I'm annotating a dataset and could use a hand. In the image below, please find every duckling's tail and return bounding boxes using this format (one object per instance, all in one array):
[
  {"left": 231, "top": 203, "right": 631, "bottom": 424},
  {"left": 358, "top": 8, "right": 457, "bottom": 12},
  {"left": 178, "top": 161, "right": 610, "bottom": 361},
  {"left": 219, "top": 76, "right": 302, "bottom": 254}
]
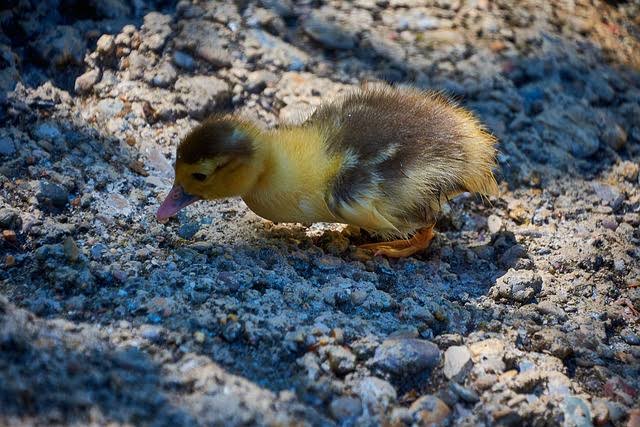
[{"left": 458, "top": 114, "right": 499, "bottom": 198}]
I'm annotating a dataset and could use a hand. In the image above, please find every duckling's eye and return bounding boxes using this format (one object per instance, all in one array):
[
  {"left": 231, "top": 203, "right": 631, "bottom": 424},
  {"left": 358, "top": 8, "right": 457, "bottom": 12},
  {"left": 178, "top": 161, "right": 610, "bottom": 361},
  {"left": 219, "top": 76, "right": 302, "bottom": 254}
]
[{"left": 191, "top": 173, "right": 207, "bottom": 182}]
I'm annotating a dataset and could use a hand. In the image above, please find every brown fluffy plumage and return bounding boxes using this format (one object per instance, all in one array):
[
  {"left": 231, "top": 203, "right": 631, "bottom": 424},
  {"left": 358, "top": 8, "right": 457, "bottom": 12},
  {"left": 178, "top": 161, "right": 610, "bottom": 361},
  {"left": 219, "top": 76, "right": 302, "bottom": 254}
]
[
  {"left": 157, "top": 83, "right": 498, "bottom": 257},
  {"left": 308, "top": 84, "right": 498, "bottom": 236}
]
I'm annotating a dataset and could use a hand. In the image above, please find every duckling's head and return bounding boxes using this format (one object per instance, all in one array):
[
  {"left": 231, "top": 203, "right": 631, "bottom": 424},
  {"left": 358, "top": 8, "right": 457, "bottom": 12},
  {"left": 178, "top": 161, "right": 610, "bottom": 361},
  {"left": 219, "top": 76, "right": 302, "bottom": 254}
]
[{"left": 157, "top": 115, "right": 264, "bottom": 220}]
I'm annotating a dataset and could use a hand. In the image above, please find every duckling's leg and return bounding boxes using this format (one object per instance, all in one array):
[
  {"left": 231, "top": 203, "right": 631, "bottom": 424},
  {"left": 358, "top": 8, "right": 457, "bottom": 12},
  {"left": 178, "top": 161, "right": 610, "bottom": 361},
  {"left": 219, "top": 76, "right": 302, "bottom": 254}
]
[{"left": 359, "top": 226, "right": 435, "bottom": 258}]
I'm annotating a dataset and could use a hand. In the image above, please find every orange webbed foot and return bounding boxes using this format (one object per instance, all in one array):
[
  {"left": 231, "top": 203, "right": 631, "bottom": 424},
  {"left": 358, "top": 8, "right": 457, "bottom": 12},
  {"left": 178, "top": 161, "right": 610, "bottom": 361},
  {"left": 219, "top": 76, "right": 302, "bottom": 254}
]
[{"left": 358, "top": 226, "right": 435, "bottom": 258}]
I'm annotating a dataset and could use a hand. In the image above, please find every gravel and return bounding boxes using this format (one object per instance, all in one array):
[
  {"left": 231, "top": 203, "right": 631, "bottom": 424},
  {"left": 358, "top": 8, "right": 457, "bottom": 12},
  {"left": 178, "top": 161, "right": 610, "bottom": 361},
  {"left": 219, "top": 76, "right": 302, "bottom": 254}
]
[{"left": 1, "top": 0, "right": 639, "bottom": 425}]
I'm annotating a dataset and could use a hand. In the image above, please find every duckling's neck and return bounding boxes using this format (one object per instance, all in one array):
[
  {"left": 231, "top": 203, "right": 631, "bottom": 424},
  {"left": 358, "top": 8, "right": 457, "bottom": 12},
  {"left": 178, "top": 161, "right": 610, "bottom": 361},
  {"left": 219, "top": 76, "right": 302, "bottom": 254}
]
[{"left": 242, "top": 125, "right": 341, "bottom": 223}]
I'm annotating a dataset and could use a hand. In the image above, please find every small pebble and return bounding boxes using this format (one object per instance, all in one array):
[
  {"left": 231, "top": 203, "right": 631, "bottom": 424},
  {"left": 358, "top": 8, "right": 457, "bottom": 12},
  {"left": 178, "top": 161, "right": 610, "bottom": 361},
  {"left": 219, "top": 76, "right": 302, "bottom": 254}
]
[
  {"left": 63, "top": 236, "right": 79, "bottom": 263},
  {"left": 449, "top": 382, "right": 480, "bottom": 403},
  {"left": 194, "top": 331, "right": 206, "bottom": 343},
  {"left": 2, "top": 229, "right": 16, "bottom": 242},
  {"left": 173, "top": 51, "right": 196, "bottom": 69}
]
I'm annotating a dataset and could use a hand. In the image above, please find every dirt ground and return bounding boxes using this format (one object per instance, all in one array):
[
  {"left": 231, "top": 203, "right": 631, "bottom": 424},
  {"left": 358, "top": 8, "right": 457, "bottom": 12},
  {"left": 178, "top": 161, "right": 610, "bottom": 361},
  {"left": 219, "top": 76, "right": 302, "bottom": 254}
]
[{"left": 1, "top": 0, "right": 639, "bottom": 426}]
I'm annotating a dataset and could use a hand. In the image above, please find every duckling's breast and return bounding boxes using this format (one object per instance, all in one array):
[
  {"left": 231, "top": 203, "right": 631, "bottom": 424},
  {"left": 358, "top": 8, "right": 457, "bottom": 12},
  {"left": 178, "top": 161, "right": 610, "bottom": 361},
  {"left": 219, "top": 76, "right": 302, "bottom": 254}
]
[{"left": 242, "top": 126, "right": 342, "bottom": 224}]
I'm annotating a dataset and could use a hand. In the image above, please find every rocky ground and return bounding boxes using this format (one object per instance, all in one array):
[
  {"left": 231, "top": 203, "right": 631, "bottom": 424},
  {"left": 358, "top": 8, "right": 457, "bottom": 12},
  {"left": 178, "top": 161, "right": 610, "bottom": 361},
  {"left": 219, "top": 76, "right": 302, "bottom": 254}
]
[{"left": 1, "top": 0, "right": 640, "bottom": 426}]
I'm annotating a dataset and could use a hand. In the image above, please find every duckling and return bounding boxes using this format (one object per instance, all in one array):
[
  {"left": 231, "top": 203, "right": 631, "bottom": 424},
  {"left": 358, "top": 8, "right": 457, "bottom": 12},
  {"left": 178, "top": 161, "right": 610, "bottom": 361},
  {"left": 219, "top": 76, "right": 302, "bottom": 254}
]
[{"left": 157, "top": 83, "right": 498, "bottom": 257}]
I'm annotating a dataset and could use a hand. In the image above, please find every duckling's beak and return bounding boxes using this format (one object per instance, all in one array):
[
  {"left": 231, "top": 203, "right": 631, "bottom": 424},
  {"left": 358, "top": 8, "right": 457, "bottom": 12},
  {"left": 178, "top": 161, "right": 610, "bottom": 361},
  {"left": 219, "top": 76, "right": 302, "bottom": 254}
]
[{"left": 156, "top": 184, "right": 200, "bottom": 221}]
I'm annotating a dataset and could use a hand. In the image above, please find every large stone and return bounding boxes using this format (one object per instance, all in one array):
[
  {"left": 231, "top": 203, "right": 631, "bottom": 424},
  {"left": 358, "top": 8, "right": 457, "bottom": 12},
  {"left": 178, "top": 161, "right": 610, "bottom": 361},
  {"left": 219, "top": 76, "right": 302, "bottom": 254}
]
[
  {"left": 372, "top": 338, "right": 440, "bottom": 376},
  {"left": 140, "top": 12, "right": 172, "bottom": 52},
  {"left": 247, "top": 29, "right": 309, "bottom": 71},
  {"left": 535, "top": 106, "right": 601, "bottom": 159},
  {"left": 303, "top": 11, "right": 357, "bottom": 50},
  {"left": 36, "top": 182, "right": 69, "bottom": 208},
  {"left": 174, "top": 76, "right": 230, "bottom": 119},
  {"left": 531, "top": 328, "right": 573, "bottom": 359},
  {"left": 174, "top": 20, "right": 232, "bottom": 68},
  {"left": 75, "top": 69, "right": 100, "bottom": 94},
  {"left": 490, "top": 269, "right": 543, "bottom": 303},
  {"left": 443, "top": 345, "right": 473, "bottom": 382}
]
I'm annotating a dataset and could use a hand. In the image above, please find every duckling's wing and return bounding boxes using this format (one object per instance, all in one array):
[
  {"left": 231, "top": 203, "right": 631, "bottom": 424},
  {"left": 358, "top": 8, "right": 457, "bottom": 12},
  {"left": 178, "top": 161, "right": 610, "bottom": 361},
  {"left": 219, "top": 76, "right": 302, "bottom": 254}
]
[{"left": 315, "top": 84, "right": 498, "bottom": 235}]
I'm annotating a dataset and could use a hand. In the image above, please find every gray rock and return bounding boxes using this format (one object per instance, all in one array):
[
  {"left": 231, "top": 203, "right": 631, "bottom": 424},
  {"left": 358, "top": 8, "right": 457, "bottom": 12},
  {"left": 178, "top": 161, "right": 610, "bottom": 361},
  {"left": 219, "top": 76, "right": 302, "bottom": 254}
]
[
  {"left": 351, "top": 335, "right": 379, "bottom": 360},
  {"left": 196, "top": 45, "right": 233, "bottom": 68},
  {"left": 246, "top": 70, "right": 278, "bottom": 94},
  {"left": 354, "top": 376, "right": 396, "bottom": 412},
  {"left": 487, "top": 214, "right": 503, "bottom": 234},
  {"left": 248, "top": 29, "right": 308, "bottom": 71},
  {"left": 75, "top": 69, "right": 100, "bottom": 93},
  {"left": 329, "top": 396, "right": 362, "bottom": 421},
  {"left": 149, "top": 61, "right": 177, "bottom": 87},
  {"left": 175, "top": 76, "right": 230, "bottom": 119},
  {"left": 449, "top": 382, "right": 480, "bottom": 403},
  {"left": 535, "top": 106, "right": 601, "bottom": 159},
  {"left": 620, "top": 329, "right": 640, "bottom": 346},
  {"left": 97, "top": 98, "right": 124, "bottom": 119},
  {"left": 490, "top": 269, "right": 543, "bottom": 303},
  {"left": 140, "top": 325, "right": 162, "bottom": 342},
  {"left": 175, "top": 21, "right": 232, "bottom": 68},
  {"left": 325, "top": 345, "right": 356, "bottom": 375},
  {"left": 96, "top": 34, "right": 115, "bottom": 55},
  {"left": 592, "top": 182, "right": 622, "bottom": 207},
  {"left": 364, "top": 29, "right": 406, "bottom": 63},
  {"left": 0, "top": 208, "right": 22, "bottom": 231},
  {"left": 600, "top": 124, "right": 627, "bottom": 151},
  {"left": 141, "top": 12, "right": 172, "bottom": 52},
  {"left": 303, "top": 11, "right": 357, "bottom": 50},
  {"left": 561, "top": 396, "right": 592, "bottom": 427},
  {"left": 0, "top": 51, "right": 22, "bottom": 95},
  {"left": 173, "top": 51, "right": 196, "bottom": 70},
  {"left": 127, "top": 51, "right": 154, "bottom": 80},
  {"left": 261, "top": 0, "right": 295, "bottom": 18},
  {"left": 0, "top": 136, "right": 16, "bottom": 156},
  {"left": 63, "top": 236, "right": 79, "bottom": 263},
  {"left": 178, "top": 222, "right": 200, "bottom": 240},
  {"left": 443, "top": 345, "right": 472, "bottom": 382},
  {"left": 531, "top": 328, "right": 573, "bottom": 359},
  {"left": 35, "top": 243, "right": 65, "bottom": 262},
  {"left": 34, "top": 122, "right": 61, "bottom": 140},
  {"left": 37, "top": 182, "right": 69, "bottom": 208},
  {"left": 372, "top": 338, "right": 440, "bottom": 376}
]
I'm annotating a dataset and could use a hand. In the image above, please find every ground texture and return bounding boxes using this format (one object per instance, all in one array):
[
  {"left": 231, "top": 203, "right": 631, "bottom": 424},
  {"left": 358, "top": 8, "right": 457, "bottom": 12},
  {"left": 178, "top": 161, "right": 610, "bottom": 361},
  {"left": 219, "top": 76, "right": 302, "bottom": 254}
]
[{"left": 1, "top": 0, "right": 640, "bottom": 426}]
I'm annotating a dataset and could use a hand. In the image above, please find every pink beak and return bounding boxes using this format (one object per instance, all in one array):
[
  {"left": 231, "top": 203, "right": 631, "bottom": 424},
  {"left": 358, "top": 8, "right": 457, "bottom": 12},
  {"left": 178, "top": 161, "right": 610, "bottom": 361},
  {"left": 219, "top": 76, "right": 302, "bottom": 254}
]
[{"left": 156, "top": 184, "right": 200, "bottom": 221}]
